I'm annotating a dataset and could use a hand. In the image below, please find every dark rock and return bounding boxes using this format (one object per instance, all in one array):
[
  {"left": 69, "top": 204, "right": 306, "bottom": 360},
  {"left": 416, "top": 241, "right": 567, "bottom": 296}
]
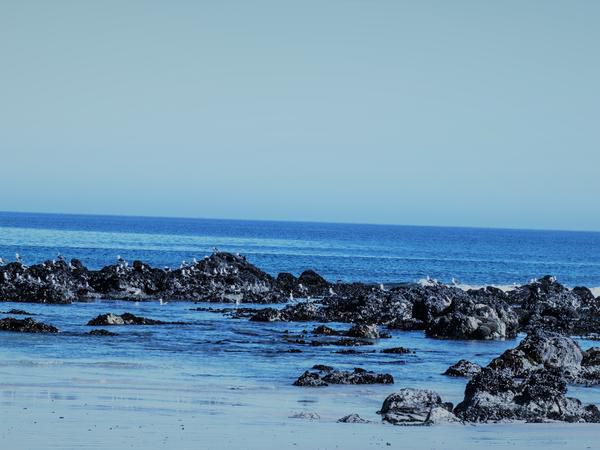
[
  {"left": 381, "top": 347, "right": 413, "bottom": 354},
  {"left": 379, "top": 388, "right": 458, "bottom": 425},
  {"left": 509, "top": 276, "right": 600, "bottom": 335},
  {"left": 297, "top": 270, "right": 329, "bottom": 296},
  {"left": 346, "top": 323, "right": 389, "bottom": 339},
  {"left": 582, "top": 347, "right": 600, "bottom": 366},
  {"left": 1, "top": 309, "right": 35, "bottom": 315},
  {"left": 425, "top": 293, "right": 518, "bottom": 340},
  {"left": 88, "top": 329, "right": 117, "bottom": 336},
  {"left": 454, "top": 368, "right": 600, "bottom": 423},
  {"left": 249, "top": 308, "right": 285, "bottom": 322},
  {"left": 294, "top": 371, "right": 329, "bottom": 387},
  {"left": 443, "top": 359, "right": 482, "bottom": 377},
  {"left": 311, "top": 325, "right": 341, "bottom": 336},
  {"left": 322, "top": 368, "right": 393, "bottom": 385},
  {"left": 0, "top": 317, "right": 58, "bottom": 333},
  {"left": 578, "top": 347, "right": 600, "bottom": 385},
  {"left": 294, "top": 366, "right": 393, "bottom": 386},
  {"left": 87, "top": 313, "right": 171, "bottom": 326},
  {"left": 488, "top": 330, "right": 582, "bottom": 379},
  {"left": 0, "top": 252, "right": 289, "bottom": 304},
  {"left": 331, "top": 338, "right": 374, "bottom": 347},
  {"left": 312, "top": 364, "right": 334, "bottom": 372},
  {"left": 276, "top": 272, "right": 297, "bottom": 292},
  {"left": 337, "top": 414, "right": 370, "bottom": 423}
]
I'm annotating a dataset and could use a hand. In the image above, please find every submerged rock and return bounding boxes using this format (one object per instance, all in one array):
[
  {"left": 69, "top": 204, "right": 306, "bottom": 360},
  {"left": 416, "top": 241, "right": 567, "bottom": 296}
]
[
  {"left": 87, "top": 313, "right": 172, "bottom": 326},
  {"left": 88, "top": 329, "right": 118, "bottom": 336},
  {"left": 337, "top": 413, "right": 370, "bottom": 423},
  {"left": 289, "top": 411, "right": 320, "bottom": 420},
  {"left": 0, "top": 317, "right": 58, "bottom": 333},
  {"left": 294, "top": 366, "right": 393, "bottom": 387},
  {"left": 379, "top": 388, "right": 458, "bottom": 425},
  {"left": 1, "top": 309, "right": 35, "bottom": 315},
  {"left": 444, "top": 359, "right": 482, "bottom": 378},
  {"left": 311, "top": 325, "right": 340, "bottom": 335},
  {"left": 381, "top": 347, "right": 413, "bottom": 354}
]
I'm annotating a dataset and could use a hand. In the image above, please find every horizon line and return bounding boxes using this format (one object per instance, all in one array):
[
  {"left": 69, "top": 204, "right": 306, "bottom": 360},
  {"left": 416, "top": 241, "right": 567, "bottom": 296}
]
[{"left": 1, "top": 209, "right": 599, "bottom": 235}]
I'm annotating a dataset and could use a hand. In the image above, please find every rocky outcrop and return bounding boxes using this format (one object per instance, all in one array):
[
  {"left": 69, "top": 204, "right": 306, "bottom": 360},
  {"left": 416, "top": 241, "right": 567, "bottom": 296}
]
[
  {"left": 0, "top": 317, "right": 58, "bottom": 333},
  {"left": 379, "top": 388, "right": 459, "bottom": 425},
  {"left": 454, "top": 368, "right": 600, "bottom": 423},
  {"left": 0, "top": 253, "right": 289, "bottom": 304},
  {"left": 3, "top": 254, "right": 600, "bottom": 343},
  {"left": 488, "top": 330, "right": 583, "bottom": 379},
  {"left": 425, "top": 289, "right": 519, "bottom": 340},
  {"left": 444, "top": 359, "right": 482, "bottom": 377},
  {"left": 294, "top": 365, "right": 393, "bottom": 387},
  {"left": 508, "top": 276, "right": 600, "bottom": 335},
  {"left": 247, "top": 280, "right": 546, "bottom": 341}
]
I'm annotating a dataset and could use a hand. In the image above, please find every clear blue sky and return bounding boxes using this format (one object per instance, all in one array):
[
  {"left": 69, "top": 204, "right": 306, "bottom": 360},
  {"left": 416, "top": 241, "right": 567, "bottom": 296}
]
[{"left": 1, "top": 1, "right": 598, "bottom": 230}]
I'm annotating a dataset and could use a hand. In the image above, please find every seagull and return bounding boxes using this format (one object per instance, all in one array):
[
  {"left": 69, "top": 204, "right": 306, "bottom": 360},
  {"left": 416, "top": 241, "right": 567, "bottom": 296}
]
[
  {"left": 379, "top": 283, "right": 385, "bottom": 291},
  {"left": 0, "top": 257, "right": 5, "bottom": 265},
  {"left": 15, "top": 253, "right": 22, "bottom": 263},
  {"left": 159, "top": 298, "right": 168, "bottom": 305}
]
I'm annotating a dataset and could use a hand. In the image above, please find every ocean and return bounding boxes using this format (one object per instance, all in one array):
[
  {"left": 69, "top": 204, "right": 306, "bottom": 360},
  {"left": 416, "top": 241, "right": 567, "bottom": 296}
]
[
  {"left": 1, "top": 211, "right": 599, "bottom": 287},
  {"left": 1, "top": 211, "right": 599, "bottom": 449}
]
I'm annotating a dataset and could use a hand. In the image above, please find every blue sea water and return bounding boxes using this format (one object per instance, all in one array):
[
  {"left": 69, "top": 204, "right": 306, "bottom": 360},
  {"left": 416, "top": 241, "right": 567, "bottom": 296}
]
[
  {"left": 1, "top": 211, "right": 600, "bottom": 449},
  {"left": 1, "top": 211, "right": 599, "bottom": 287}
]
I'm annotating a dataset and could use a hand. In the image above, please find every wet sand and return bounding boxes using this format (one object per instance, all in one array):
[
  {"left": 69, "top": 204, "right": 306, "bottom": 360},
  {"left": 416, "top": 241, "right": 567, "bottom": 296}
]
[
  {"left": 1, "top": 355, "right": 597, "bottom": 450},
  {"left": 0, "top": 300, "right": 598, "bottom": 449}
]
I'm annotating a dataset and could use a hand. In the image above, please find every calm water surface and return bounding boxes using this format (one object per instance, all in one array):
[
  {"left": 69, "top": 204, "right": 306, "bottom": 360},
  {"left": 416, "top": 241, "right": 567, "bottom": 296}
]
[{"left": 1, "top": 212, "right": 599, "bottom": 449}]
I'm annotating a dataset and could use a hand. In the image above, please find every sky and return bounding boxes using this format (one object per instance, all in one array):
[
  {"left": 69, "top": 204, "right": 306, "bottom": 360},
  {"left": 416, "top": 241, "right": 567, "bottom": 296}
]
[{"left": 0, "top": 0, "right": 599, "bottom": 231}]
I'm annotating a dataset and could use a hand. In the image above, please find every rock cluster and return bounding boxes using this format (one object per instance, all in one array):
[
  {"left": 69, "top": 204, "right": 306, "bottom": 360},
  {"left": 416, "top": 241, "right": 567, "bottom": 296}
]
[
  {"left": 249, "top": 276, "right": 600, "bottom": 342},
  {"left": 294, "top": 365, "right": 394, "bottom": 387},
  {"left": 3, "top": 254, "right": 599, "bottom": 343},
  {"left": 0, "top": 253, "right": 288, "bottom": 304},
  {"left": 454, "top": 368, "right": 600, "bottom": 423},
  {"left": 396, "top": 330, "right": 600, "bottom": 425},
  {"left": 379, "top": 388, "right": 459, "bottom": 425},
  {"left": 0, "top": 317, "right": 58, "bottom": 333}
]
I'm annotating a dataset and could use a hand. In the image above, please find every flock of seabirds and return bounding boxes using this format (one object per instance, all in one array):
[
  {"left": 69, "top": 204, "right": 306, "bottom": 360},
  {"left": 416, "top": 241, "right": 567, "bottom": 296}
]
[{"left": 1, "top": 251, "right": 600, "bottom": 425}]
